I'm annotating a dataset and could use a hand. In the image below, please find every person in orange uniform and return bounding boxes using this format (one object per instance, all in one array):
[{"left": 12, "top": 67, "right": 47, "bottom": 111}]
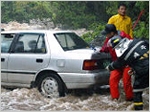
[
  {"left": 108, "top": 3, "right": 133, "bottom": 38},
  {"left": 100, "top": 24, "right": 133, "bottom": 101}
]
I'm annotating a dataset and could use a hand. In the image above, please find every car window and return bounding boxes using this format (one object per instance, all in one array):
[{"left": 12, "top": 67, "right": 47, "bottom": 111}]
[
  {"left": 54, "top": 33, "right": 89, "bottom": 51},
  {"left": 1, "top": 33, "right": 15, "bottom": 53},
  {"left": 13, "top": 33, "right": 46, "bottom": 53}
]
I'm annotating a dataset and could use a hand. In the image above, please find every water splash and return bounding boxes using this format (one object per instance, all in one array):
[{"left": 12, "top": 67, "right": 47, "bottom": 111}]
[{"left": 1, "top": 87, "right": 149, "bottom": 111}]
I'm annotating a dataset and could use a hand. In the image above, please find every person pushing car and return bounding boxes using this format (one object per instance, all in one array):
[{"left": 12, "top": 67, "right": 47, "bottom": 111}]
[
  {"left": 100, "top": 24, "right": 133, "bottom": 101},
  {"left": 106, "top": 35, "right": 149, "bottom": 110}
]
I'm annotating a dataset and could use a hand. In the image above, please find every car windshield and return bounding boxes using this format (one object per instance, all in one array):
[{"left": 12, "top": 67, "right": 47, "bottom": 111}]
[{"left": 54, "top": 33, "right": 89, "bottom": 51}]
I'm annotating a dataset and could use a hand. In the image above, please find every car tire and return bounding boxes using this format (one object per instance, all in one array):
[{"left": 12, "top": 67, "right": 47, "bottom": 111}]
[{"left": 37, "top": 72, "right": 65, "bottom": 98}]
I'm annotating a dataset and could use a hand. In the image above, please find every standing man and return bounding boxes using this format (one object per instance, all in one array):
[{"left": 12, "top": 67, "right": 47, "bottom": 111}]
[
  {"left": 100, "top": 24, "right": 133, "bottom": 101},
  {"left": 108, "top": 3, "right": 133, "bottom": 38}
]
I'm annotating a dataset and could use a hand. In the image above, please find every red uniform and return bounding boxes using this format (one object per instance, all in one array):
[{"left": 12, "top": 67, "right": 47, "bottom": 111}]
[{"left": 100, "top": 30, "right": 133, "bottom": 100}]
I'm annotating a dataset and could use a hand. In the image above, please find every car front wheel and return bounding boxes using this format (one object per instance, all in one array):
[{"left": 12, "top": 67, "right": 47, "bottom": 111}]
[{"left": 37, "top": 73, "right": 65, "bottom": 98}]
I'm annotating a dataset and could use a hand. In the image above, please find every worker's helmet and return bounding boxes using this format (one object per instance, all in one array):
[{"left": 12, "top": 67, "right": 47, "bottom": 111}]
[
  {"left": 109, "top": 35, "right": 132, "bottom": 57},
  {"left": 109, "top": 35, "right": 123, "bottom": 48}
]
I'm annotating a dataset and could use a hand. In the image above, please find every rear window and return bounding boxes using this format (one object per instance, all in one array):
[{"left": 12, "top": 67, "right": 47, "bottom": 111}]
[{"left": 54, "top": 33, "right": 89, "bottom": 51}]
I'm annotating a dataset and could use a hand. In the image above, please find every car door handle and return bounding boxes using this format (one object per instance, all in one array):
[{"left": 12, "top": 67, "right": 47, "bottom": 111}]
[
  {"left": 1, "top": 58, "right": 5, "bottom": 62},
  {"left": 36, "top": 59, "right": 43, "bottom": 63}
]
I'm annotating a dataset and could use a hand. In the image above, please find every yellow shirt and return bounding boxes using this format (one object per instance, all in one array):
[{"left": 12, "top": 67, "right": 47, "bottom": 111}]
[{"left": 108, "top": 14, "right": 133, "bottom": 38}]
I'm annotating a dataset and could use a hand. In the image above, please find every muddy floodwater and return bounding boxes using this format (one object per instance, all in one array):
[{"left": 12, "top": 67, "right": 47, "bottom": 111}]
[{"left": 1, "top": 86, "right": 149, "bottom": 111}]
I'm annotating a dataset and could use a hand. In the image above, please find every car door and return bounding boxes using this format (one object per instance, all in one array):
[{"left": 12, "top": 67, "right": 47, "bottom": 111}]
[
  {"left": 7, "top": 33, "right": 50, "bottom": 84},
  {"left": 1, "top": 33, "right": 15, "bottom": 82}
]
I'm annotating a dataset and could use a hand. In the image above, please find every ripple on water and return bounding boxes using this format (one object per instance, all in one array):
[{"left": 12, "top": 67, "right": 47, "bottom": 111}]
[{"left": 1, "top": 87, "right": 149, "bottom": 111}]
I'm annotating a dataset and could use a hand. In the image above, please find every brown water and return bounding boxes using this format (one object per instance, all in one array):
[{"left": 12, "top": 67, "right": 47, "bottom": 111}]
[{"left": 1, "top": 86, "right": 149, "bottom": 111}]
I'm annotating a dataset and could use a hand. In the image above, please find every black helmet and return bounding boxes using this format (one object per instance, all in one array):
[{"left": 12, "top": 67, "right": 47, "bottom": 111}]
[
  {"left": 109, "top": 35, "right": 123, "bottom": 48},
  {"left": 101, "top": 24, "right": 117, "bottom": 35}
]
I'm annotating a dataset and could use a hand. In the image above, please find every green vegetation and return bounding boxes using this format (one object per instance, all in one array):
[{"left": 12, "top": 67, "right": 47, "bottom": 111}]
[{"left": 1, "top": 1, "right": 149, "bottom": 42}]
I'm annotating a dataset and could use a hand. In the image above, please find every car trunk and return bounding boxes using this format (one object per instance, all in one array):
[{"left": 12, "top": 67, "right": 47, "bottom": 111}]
[{"left": 91, "top": 52, "right": 112, "bottom": 69}]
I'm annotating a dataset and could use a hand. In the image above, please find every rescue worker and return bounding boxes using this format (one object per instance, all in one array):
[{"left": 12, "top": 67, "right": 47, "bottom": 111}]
[
  {"left": 100, "top": 24, "right": 133, "bottom": 101},
  {"left": 108, "top": 3, "right": 133, "bottom": 38},
  {"left": 106, "top": 35, "right": 149, "bottom": 110}
]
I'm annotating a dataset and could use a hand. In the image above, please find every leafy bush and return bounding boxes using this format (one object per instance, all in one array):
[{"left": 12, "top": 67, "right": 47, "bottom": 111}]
[
  {"left": 133, "top": 21, "right": 149, "bottom": 39},
  {"left": 82, "top": 21, "right": 149, "bottom": 45},
  {"left": 81, "top": 23, "right": 105, "bottom": 43}
]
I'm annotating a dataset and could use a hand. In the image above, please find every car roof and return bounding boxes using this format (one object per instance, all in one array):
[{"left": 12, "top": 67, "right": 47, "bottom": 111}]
[{"left": 1, "top": 30, "right": 74, "bottom": 34}]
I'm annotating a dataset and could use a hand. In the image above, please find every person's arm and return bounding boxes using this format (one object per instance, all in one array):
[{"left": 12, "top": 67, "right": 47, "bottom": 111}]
[
  {"left": 100, "top": 37, "right": 109, "bottom": 53},
  {"left": 120, "top": 31, "right": 133, "bottom": 40},
  {"left": 106, "top": 58, "right": 126, "bottom": 71},
  {"left": 108, "top": 16, "right": 114, "bottom": 24}
]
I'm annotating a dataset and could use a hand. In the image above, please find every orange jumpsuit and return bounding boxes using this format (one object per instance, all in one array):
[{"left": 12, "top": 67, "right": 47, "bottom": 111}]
[{"left": 100, "top": 31, "right": 133, "bottom": 100}]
